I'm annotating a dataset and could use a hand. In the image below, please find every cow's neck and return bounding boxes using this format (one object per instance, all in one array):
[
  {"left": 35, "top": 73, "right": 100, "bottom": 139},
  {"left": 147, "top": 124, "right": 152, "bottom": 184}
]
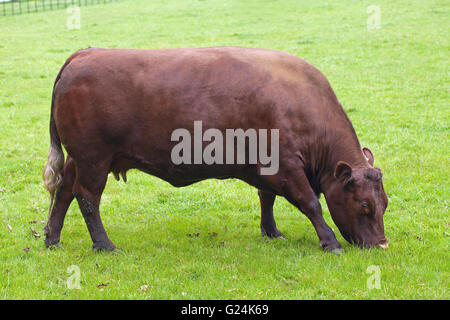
[{"left": 306, "top": 126, "right": 368, "bottom": 196}]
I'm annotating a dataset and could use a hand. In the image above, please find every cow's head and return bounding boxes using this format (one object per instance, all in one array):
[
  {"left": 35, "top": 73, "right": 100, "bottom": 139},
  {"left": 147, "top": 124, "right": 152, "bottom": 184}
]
[{"left": 325, "top": 148, "right": 389, "bottom": 249}]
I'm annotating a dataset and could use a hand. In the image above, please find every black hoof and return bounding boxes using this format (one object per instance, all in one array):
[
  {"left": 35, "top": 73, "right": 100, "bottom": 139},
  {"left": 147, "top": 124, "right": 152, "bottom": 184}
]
[
  {"left": 93, "top": 241, "right": 117, "bottom": 252},
  {"left": 321, "top": 242, "right": 343, "bottom": 255},
  {"left": 45, "top": 237, "right": 61, "bottom": 249},
  {"left": 261, "top": 227, "right": 285, "bottom": 239},
  {"left": 330, "top": 248, "right": 343, "bottom": 255}
]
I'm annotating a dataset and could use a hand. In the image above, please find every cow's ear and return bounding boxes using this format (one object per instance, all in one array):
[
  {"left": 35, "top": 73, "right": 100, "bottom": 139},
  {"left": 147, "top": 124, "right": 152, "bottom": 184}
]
[
  {"left": 334, "top": 161, "right": 353, "bottom": 185},
  {"left": 362, "top": 147, "right": 374, "bottom": 166}
]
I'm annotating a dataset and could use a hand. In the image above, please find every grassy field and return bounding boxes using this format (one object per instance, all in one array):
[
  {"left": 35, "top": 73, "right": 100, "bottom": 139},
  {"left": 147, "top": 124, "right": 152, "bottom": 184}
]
[{"left": 0, "top": 0, "right": 448, "bottom": 300}]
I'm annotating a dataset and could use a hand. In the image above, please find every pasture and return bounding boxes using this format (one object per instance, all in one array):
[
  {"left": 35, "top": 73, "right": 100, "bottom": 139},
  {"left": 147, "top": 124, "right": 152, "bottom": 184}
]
[{"left": 0, "top": 0, "right": 448, "bottom": 299}]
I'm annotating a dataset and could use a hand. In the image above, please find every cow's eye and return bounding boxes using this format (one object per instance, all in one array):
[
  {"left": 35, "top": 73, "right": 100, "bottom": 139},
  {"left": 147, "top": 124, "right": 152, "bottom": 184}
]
[{"left": 361, "top": 202, "right": 370, "bottom": 214}]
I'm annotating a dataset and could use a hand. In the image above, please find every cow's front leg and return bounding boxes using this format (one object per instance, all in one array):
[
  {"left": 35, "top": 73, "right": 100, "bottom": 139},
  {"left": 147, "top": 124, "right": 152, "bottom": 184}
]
[
  {"left": 258, "top": 189, "right": 284, "bottom": 238},
  {"left": 301, "top": 199, "right": 342, "bottom": 253},
  {"left": 281, "top": 168, "right": 341, "bottom": 253}
]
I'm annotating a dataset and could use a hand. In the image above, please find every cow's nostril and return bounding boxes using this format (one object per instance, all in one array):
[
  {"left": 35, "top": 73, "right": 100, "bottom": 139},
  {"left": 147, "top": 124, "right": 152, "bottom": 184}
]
[{"left": 378, "top": 240, "right": 389, "bottom": 250}]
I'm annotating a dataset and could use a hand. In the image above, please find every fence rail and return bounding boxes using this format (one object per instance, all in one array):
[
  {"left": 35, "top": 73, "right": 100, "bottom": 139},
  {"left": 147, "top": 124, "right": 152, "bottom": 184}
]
[{"left": 1, "top": 0, "right": 121, "bottom": 16}]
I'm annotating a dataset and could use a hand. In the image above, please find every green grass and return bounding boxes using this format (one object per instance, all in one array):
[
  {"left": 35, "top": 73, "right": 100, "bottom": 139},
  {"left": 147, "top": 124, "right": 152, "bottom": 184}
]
[{"left": 0, "top": 0, "right": 448, "bottom": 299}]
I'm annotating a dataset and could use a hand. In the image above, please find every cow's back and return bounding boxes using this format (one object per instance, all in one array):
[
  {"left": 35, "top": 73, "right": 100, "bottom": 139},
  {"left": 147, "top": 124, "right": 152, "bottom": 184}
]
[{"left": 52, "top": 47, "right": 347, "bottom": 185}]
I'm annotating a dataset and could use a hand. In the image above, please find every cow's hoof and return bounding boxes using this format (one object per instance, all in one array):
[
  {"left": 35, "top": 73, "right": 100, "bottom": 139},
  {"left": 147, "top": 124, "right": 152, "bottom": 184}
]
[
  {"left": 322, "top": 245, "right": 343, "bottom": 255},
  {"left": 45, "top": 237, "right": 61, "bottom": 249},
  {"left": 261, "top": 227, "right": 285, "bottom": 239},
  {"left": 330, "top": 248, "right": 343, "bottom": 255},
  {"left": 321, "top": 241, "right": 342, "bottom": 254},
  {"left": 92, "top": 241, "right": 117, "bottom": 252}
]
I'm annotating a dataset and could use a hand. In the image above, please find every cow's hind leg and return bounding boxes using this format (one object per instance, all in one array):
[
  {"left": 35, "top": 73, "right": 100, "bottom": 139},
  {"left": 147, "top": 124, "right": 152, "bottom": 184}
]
[
  {"left": 44, "top": 157, "right": 76, "bottom": 248},
  {"left": 73, "top": 160, "right": 115, "bottom": 251},
  {"left": 258, "top": 189, "right": 284, "bottom": 238}
]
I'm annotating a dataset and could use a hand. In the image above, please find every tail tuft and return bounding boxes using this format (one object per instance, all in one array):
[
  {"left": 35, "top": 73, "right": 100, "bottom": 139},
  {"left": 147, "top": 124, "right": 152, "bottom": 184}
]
[{"left": 43, "top": 144, "right": 64, "bottom": 217}]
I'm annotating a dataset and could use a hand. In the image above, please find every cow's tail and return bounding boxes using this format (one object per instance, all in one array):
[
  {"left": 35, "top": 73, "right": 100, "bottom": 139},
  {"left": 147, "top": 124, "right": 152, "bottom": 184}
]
[
  {"left": 42, "top": 52, "right": 76, "bottom": 217},
  {"left": 42, "top": 88, "right": 65, "bottom": 217}
]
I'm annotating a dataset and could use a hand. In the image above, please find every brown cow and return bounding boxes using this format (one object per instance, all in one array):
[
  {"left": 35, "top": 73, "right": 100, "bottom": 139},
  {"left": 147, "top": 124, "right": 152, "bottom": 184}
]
[{"left": 43, "top": 47, "right": 389, "bottom": 253}]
